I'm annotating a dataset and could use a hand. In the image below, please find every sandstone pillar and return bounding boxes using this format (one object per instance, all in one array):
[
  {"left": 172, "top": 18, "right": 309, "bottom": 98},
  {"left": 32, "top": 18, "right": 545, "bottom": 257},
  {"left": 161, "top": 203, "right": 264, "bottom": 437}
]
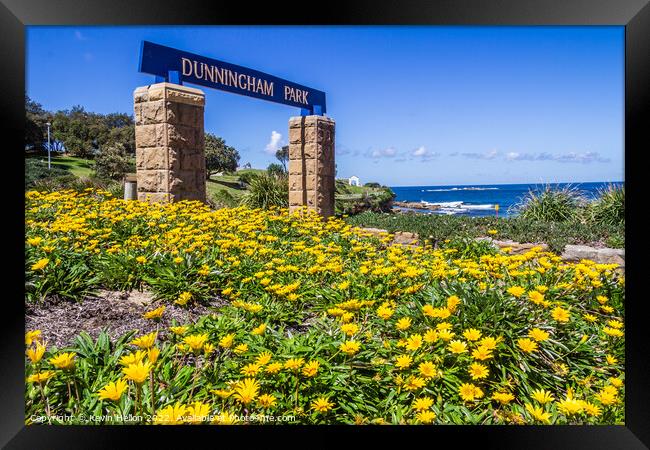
[
  {"left": 133, "top": 82, "right": 206, "bottom": 203},
  {"left": 288, "top": 115, "right": 335, "bottom": 217}
]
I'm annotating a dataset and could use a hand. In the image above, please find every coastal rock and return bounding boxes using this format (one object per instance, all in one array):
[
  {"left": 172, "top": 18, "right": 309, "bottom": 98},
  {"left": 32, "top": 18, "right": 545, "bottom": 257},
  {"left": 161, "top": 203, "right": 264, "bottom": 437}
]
[
  {"left": 359, "top": 227, "right": 390, "bottom": 239},
  {"left": 393, "top": 231, "right": 419, "bottom": 246},
  {"left": 393, "top": 201, "right": 440, "bottom": 211},
  {"left": 561, "top": 245, "right": 625, "bottom": 266},
  {"left": 358, "top": 227, "right": 419, "bottom": 246},
  {"left": 476, "top": 237, "right": 549, "bottom": 255}
]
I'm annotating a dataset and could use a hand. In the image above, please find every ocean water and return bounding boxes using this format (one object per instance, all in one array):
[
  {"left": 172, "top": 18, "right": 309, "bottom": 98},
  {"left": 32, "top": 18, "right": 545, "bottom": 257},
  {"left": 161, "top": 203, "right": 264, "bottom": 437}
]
[{"left": 389, "top": 182, "right": 624, "bottom": 217}]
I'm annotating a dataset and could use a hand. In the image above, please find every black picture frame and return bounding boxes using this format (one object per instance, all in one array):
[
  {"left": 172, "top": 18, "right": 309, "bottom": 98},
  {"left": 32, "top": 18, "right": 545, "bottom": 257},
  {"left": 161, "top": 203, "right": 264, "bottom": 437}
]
[{"left": 2, "top": 0, "right": 648, "bottom": 448}]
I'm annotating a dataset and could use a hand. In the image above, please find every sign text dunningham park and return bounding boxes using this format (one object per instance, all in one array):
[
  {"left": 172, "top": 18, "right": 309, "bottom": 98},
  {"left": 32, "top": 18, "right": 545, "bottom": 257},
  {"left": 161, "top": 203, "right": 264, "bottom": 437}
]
[{"left": 139, "top": 41, "right": 327, "bottom": 114}]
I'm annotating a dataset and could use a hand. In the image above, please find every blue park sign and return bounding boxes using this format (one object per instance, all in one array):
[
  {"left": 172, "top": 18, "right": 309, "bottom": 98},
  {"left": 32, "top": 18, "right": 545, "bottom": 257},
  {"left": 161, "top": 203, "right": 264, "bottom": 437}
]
[{"left": 139, "top": 41, "right": 327, "bottom": 115}]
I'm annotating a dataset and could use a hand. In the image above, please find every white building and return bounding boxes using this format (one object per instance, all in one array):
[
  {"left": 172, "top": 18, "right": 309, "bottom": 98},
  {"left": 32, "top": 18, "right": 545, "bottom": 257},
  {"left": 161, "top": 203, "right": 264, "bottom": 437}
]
[{"left": 348, "top": 175, "right": 361, "bottom": 187}]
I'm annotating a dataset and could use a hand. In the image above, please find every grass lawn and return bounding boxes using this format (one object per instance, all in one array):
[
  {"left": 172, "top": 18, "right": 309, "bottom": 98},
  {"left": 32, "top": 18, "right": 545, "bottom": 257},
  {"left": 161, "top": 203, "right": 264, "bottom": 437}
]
[
  {"left": 206, "top": 178, "right": 246, "bottom": 202},
  {"left": 49, "top": 155, "right": 95, "bottom": 178},
  {"left": 206, "top": 169, "right": 267, "bottom": 203}
]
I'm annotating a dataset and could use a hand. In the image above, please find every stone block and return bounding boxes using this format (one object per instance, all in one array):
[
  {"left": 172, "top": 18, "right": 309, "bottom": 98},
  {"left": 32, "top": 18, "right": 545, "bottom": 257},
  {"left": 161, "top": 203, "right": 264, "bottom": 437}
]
[
  {"left": 304, "top": 126, "right": 318, "bottom": 143},
  {"left": 178, "top": 190, "right": 205, "bottom": 202},
  {"left": 289, "top": 190, "right": 305, "bottom": 206},
  {"left": 317, "top": 160, "right": 335, "bottom": 176},
  {"left": 133, "top": 104, "right": 144, "bottom": 125},
  {"left": 289, "top": 174, "right": 304, "bottom": 191},
  {"left": 137, "top": 170, "right": 169, "bottom": 193},
  {"left": 140, "top": 100, "right": 167, "bottom": 125},
  {"left": 136, "top": 147, "right": 179, "bottom": 171},
  {"left": 305, "top": 174, "right": 317, "bottom": 191},
  {"left": 165, "top": 88, "right": 205, "bottom": 106},
  {"left": 134, "top": 86, "right": 149, "bottom": 103},
  {"left": 147, "top": 83, "right": 205, "bottom": 106},
  {"left": 180, "top": 152, "right": 203, "bottom": 171},
  {"left": 318, "top": 124, "right": 335, "bottom": 146},
  {"left": 167, "top": 124, "right": 198, "bottom": 150},
  {"left": 289, "top": 116, "right": 304, "bottom": 129},
  {"left": 303, "top": 142, "right": 319, "bottom": 159},
  {"left": 138, "top": 192, "right": 171, "bottom": 203},
  {"left": 289, "top": 127, "right": 303, "bottom": 144},
  {"left": 135, "top": 123, "right": 166, "bottom": 148},
  {"left": 170, "top": 170, "right": 197, "bottom": 192},
  {"left": 305, "top": 190, "right": 318, "bottom": 208},
  {"left": 304, "top": 159, "right": 317, "bottom": 178},
  {"left": 289, "top": 143, "right": 304, "bottom": 160},
  {"left": 302, "top": 116, "right": 319, "bottom": 127},
  {"left": 167, "top": 102, "right": 202, "bottom": 127},
  {"left": 288, "top": 159, "right": 304, "bottom": 176},
  {"left": 319, "top": 175, "right": 335, "bottom": 192}
]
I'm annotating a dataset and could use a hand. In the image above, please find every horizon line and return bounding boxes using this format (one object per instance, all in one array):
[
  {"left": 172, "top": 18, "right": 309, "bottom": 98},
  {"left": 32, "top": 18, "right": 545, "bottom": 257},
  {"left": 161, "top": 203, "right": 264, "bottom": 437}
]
[{"left": 387, "top": 180, "right": 624, "bottom": 188}]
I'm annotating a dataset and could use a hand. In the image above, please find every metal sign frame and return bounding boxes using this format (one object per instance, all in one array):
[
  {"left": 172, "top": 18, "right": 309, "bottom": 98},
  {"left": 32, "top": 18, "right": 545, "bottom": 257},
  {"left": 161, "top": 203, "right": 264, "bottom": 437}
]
[{"left": 139, "top": 41, "right": 326, "bottom": 115}]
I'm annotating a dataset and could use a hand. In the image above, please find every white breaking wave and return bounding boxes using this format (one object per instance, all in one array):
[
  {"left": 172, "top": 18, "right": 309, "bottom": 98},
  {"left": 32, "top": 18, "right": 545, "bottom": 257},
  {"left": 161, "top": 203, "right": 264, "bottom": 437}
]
[
  {"left": 422, "top": 201, "right": 464, "bottom": 208},
  {"left": 421, "top": 200, "right": 495, "bottom": 211},
  {"left": 460, "top": 204, "right": 494, "bottom": 210},
  {"left": 423, "top": 187, "right": 500, "bottom": 192}
]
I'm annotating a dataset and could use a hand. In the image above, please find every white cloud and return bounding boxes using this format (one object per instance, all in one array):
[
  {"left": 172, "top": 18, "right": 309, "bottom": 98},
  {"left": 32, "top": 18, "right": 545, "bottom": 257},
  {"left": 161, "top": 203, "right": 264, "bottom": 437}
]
[
  {"left": 410, "top": 146, "right": 439, "bottom": 161},
  {"left": 504, "top": 150, "right": 610, "bottom": 164},
  {"left": 461, "top": 149, "right": 499, "bottom": 160},
  {"left": 369, "top": 147, "right": 397, "bottom": 158},
  {"left": 554, "top": 151, "right": 610, "bottom": 164},
  {"left": 264, "top": 131, "right": 283, "bottom": 154},
  {"left": 412, "top": 146, "right": 427, "bottom": 157}
]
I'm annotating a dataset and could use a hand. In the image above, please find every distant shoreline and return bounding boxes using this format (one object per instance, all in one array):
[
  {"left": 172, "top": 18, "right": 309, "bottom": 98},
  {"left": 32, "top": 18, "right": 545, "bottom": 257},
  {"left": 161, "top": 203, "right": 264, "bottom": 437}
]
[
  {"left": 388, "top": 181, "right": 624, "bottom": 189},
  {"left": 387, "top": 181, "right": 623, "bottom": 218}
]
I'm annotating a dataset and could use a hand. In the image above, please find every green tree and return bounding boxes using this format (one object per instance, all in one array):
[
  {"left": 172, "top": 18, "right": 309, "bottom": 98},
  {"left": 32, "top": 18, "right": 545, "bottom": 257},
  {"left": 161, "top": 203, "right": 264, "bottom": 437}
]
[
  {"left": 103, "top": 113, "right": 135, "bottom": 154},
  {"left": 51, "top": 107, "right": 135, "bottom": 158},
  {"left": 25, "top": 95, "right": 51, "bottom": 152},
  {"left": 205, "top": 133, "right": 240, "bottom": 178},
  {"left": 94, "top": 142, "right": 135, "bottom": 180},
  {"left": 51, "top": 106, "right": 97, "bottom": 158},
  {"left": 276, "top": 145, "right": 289, "bottom": 171},
  {"left": 266, "top": 162, "right": 285, "bottom": 177}
]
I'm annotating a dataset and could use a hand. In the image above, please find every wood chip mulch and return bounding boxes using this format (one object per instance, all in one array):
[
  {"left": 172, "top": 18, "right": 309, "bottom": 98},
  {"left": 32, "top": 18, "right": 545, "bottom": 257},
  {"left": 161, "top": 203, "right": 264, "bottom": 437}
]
[{"left": 25, "top": 289, "right": 227, "bottom": 349}]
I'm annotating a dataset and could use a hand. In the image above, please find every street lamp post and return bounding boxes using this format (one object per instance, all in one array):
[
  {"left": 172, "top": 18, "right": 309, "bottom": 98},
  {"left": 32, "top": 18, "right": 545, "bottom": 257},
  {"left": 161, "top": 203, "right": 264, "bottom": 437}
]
[{"left": 45, "top": 122, "right": 52, "bottom": 169}]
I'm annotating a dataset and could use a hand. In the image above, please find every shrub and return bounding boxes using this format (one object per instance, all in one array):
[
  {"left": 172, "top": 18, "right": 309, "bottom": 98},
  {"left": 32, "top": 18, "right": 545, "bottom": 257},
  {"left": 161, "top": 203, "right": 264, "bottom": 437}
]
[
  {"left": 335, "top": 187, "right": 395, "bottom": 216},
  {"left": 210, "top": 189, "right": 238, "bottom": 209},
  {"left": 32, "top": 174, "right": 120, "bottom": 194},
  {"left": 31, "top": 174, "right": 81, "bottom": 191},
  {"left": 512, "top": 185, "right": 585, "bottom": 222},
  {"left": 25, "top": 159, "right": 70, "bottom": 189},
  {"left": 239, "top": 172, "right": 288, "bottom": 209},
  {"left": 237, "top": 171, "right": 256, "bottom": 186},
  {"left": 345, "top": 211, "right": 624, "bottom": 253},
  {"left": 589, "top": 184, "right": 624, "bottom": 227},
  {"left": 205, "top": 133, "right": 239, "bottom": 178},
  {"left": 266, "top": 163, "right": 286, "bottom": 178},
  {"left": 94, "top": 143, "right": 135, "bottom": 181},
  {"left": 441, "top": 237, "right": 498, "bottom": 259}
]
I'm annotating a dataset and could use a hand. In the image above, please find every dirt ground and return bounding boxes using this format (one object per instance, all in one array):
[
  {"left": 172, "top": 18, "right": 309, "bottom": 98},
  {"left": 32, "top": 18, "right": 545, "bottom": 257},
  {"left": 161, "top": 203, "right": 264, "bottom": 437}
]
[{"left": 25, "top": 289, "right": 227, "bottom": 349}]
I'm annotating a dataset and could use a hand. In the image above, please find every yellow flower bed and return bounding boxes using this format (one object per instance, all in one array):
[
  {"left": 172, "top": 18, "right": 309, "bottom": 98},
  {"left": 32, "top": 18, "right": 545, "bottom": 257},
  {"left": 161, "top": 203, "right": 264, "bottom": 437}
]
[{"left": 25, "top": 190, "right": 624, "bottom": 425}]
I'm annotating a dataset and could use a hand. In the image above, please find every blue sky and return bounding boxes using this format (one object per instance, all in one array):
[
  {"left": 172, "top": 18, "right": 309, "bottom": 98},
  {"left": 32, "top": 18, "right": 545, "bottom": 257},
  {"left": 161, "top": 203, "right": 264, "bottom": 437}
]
[{"left": 26, "top": 26, "right": 624, "bottom": 186}]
